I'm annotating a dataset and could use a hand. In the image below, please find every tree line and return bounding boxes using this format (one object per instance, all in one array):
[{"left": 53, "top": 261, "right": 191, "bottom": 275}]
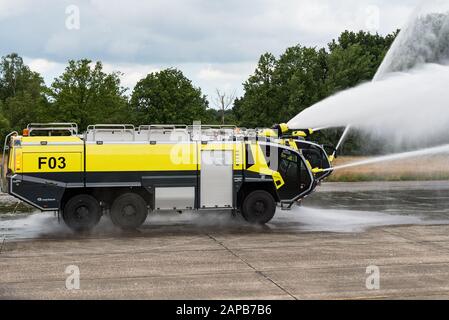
[{"left": 0, "top": 30, "right": 397, "bottom": 154}]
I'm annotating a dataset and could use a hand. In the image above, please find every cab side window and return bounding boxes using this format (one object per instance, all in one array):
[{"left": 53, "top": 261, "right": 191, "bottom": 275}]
[{"left": 279, "top": 149, "right": 299, "bottom": 180}]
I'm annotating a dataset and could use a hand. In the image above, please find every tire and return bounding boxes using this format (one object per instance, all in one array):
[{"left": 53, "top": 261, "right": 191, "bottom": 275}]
[
  {"left": 110, "top": 193, "right": 148, "bottom": 229},
  {"left": 63, "top": 194, "right": 102, "bottom": 232},
  {"left": 241, "top": 190, "right": 276, "bottom": 224}
]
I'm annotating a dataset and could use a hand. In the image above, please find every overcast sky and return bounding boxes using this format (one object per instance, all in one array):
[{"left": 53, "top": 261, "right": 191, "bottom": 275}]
[{"left": 0, "top": 0, "right": 421, "bottom": 105}]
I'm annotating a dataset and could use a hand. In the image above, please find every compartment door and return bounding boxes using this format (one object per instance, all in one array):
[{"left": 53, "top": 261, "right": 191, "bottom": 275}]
[{"left": 200, "top": 150, "right": 233, "bottom": 208}]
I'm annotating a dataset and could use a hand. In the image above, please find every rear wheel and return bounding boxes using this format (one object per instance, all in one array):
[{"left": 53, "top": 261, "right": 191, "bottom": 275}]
[
  {"left": 110, "top": 193, "right": 148, "bottom": 230},
  {"left": 241, "top": 190, "right": 276, "bottom": 224},
  {"left": 63, "top": 194, "right": 102, "bottom": 232}
]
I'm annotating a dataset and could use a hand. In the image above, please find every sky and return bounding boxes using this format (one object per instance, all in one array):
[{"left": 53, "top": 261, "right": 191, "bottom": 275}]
[{"left": 0, "top": 0, "right": 421, "bottom": 106}]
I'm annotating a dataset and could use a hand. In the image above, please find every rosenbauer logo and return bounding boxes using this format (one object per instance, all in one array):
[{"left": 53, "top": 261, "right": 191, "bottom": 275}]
[{"left": 36, "top": 197, "right": 56, "bottom": 202}]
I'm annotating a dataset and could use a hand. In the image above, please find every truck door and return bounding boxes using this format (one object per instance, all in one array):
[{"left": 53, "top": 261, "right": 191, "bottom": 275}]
[
  {"left": 200, "top": 149, "right": 233, "bottom": 208},
  {"left": 277, "top": 148, "right": 312, "bottom": 200}
]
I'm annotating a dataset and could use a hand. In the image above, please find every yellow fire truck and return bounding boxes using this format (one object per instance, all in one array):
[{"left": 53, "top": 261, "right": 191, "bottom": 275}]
[{"left": 1, "top": 123, "right": 332, "bottom": 232}]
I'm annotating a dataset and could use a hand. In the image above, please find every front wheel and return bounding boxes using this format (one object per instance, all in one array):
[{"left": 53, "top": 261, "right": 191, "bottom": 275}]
[
  {"left": 63, "top": 194, "right": 102, "bottom": 232},
  {"left": 110, "top": 193, "right": 148, "bottom": 230},
  {"left": 241, "top": 190, "right": 276, "bottom": 224}
]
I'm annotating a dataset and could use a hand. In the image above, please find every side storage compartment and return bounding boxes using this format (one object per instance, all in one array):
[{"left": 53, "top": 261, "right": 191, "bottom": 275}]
[{"left": 200, "top": 150, "right": 233, "bottom": 208}]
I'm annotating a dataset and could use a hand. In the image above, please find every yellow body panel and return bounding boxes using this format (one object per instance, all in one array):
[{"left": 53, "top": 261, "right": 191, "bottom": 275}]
[
  {"left": 247, "top": 144, "right": 285, "bottom": 189},
  {"left": 22, "top": 152, "right": 83, "bottom": 173},
  {"left": 21, "top": 136, "right": 83, "bottom": 143},
  {"left": 86, "top": 143, "right": 198, "bottom": 172},
  {"left": 14, "top": 148, "right": 22, "bottom": 172},
  {"left": 17, "top": 136, "right": 84, "bottom": 173},
  {"left": 87, "top": 142, "right": 246, "bottom": 172},
  {"left": 14, "top": 136, "right": 275, "bottom": 182}
]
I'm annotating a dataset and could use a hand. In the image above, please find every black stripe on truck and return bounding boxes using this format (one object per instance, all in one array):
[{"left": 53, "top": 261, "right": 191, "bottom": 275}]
[
  {"left": 21, "top": 170, "right": 198, "bottom": 185},
  {"left": 22, "top": 170, "right": 248, "bottom": 186},
  {"left": 12, "top": 169, "right": 249, "bottom": 211},
  {"left": 88, "top": 170, "right": 198, "bottom": 187}
]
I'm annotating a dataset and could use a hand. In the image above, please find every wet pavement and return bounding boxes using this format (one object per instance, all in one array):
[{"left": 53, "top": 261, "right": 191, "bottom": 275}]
[
  {"left": 2, "top": 180, "right": 449, "bottom": 240},
  {"left": 305, "top": 181, "right": 449, "bottom": 221},
  {"left": 1, "top": 181, "right": 449, "bottom": 299}
]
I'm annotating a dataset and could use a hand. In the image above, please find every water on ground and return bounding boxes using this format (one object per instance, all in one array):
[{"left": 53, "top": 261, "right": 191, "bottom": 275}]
[{"left": 1, "top": 181, "right": 449, "bottom": 241}]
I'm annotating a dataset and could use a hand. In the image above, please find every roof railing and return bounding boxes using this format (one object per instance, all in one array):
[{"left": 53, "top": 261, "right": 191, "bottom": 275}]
[
  {"left": 86, "top": 124, "right": 136, "bottom": 141},
  {"left": 33, "top": 123, "right": 276, "bottom": 142},
  {"left": 27, "top": 123, "right": 78, "bottom": 136},
  {"left": 138, "top": 124, "right": 190, "bottom": 142},
  {"left": 187, "top": 125, "right": 236, "bottom": 140},
  {"left": 138, "top": 124, "right": 188, "bottom": 131}
]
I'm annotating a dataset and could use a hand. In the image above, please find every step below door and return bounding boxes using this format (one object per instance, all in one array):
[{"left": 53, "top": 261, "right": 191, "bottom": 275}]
[{"left": 200, "top": 150, "right": 233, "bottom": 208}]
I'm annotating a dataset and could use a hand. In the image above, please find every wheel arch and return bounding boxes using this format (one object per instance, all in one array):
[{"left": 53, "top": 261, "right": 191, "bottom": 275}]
[
  {"left": 61, "top": 186, "right": 153, "bottom": 211},
  {"left": 237, "top": 181, "right": 280, "bottom": 209}
]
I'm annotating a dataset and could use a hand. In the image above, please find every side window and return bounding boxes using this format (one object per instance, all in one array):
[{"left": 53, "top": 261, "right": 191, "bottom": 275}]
[
  {"left": 260, "top": 145, "right": 280, "bottom": 172},
  {"left": 299, "top": 155, "right": 312, "bottom": 187},
  {"left": 279, "top": 149, "right": 299, "bottom": 179},
  {"left": 245, "top": 143, "right": 255, "bottom": 169},
  {"left": 247, "top": 143, "right": 279, "bottom": 171},
  {"left": 280, "top": 149, "right": 298, "bottom": 163}
]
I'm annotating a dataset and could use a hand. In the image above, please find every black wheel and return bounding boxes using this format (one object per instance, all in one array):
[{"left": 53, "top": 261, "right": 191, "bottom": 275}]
[
  {"left": 63, "top": 194, "right": 102, "bottom": 232},
  {"left": 110, "top": 193, "right": 148, "bottom": 229},
  {"left": 241, "top": 190, "right": 276, "bottom": 224}
]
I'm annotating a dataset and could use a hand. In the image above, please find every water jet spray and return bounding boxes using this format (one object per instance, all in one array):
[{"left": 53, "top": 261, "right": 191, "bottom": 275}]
[{"left": 287, "top": 0, "right": 449, "bottom": 171}]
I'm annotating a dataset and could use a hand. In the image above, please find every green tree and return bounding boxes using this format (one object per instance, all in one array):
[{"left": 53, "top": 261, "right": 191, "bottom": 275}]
[
  {"left": 233, "top": 53, "right": 278, "bottom": 128},
  {"left": 275, "top": 46, "right": 329, "bottom": 122},
  {"left": 326, "top": 30, "right": 396, "bottom": 93},
  {"left": 234, "top": 30, "right": 397, "bottom": 155},
  {"left": 0, "top": 108, "right": 10, "bottom": 141},
  {"left": 0, "top": 53, "right": 47, "bottom": 134},
  {"left": 48, "top": 59, "right": 128, "bottom": 131},
  {"left": 130, "top": 68, "right": 212, "bottom": 125},
  {"left": 234, "top": 47, "right": 328, "bottom": 128}
]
